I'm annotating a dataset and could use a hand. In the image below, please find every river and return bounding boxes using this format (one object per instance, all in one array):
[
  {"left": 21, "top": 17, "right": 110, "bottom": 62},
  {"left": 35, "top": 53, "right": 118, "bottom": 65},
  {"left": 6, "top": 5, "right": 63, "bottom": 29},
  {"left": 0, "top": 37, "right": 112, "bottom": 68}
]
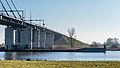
[{"left": 0, "top": 51, "right": 119, "bottom": 61}]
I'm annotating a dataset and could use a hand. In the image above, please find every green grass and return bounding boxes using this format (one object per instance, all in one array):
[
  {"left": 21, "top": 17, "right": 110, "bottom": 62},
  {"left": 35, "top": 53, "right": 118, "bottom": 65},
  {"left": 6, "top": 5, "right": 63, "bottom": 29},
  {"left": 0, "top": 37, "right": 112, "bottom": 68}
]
[{"left": 0, "top": 60, "right": 120, "bottom": 68}]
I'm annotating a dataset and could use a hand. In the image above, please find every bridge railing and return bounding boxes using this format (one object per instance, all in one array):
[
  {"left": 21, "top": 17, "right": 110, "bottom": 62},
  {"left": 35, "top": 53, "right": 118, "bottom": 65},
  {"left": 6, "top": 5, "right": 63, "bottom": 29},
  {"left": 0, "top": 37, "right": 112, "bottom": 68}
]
[{"left": 0, "top": 14, "right": 23, "bottom": 25}]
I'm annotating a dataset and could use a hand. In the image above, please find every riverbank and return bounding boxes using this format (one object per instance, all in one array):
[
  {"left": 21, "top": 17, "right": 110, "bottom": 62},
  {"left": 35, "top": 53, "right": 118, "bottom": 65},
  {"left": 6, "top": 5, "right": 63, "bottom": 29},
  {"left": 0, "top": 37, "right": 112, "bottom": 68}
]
[
  {"left": 0, "top": 60, "right": 120, "bottom": 68},
  {"left": 0, "top": 48, "right": 106, "bottom": 52}
]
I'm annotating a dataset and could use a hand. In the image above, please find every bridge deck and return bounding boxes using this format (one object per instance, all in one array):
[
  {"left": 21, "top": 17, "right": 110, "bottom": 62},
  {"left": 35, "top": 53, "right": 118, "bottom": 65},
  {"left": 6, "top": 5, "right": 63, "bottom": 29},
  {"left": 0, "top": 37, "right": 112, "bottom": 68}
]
[{"left": 0, "top": 14, "right": 62, "bottom": 35}]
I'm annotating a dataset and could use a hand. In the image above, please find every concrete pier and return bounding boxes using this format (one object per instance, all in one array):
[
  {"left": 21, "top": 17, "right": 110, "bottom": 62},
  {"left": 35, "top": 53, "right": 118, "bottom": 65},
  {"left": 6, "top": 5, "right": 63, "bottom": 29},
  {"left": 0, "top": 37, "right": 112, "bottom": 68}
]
[
  {"left": 15, "top": 28, "right": 32, "bottom": 49},
  {"left": 40, "top": 29, "right": 46, "bottom": 48},
  {"left": 45, "top": 33, "right": 54, "bottom": 49},
  {"left": 5, "top": 27, "right": 14, "bottom": 49},
  {"left": 32, "top": 28, "right": 39, "bottom": 49}
]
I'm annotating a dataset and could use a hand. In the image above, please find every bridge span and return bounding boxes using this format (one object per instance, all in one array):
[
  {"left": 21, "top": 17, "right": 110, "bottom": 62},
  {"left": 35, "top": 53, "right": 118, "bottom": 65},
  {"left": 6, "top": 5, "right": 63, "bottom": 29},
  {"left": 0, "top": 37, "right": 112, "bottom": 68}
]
[{"left": 0, "top": 14, "right": 63, "bottom": 50}]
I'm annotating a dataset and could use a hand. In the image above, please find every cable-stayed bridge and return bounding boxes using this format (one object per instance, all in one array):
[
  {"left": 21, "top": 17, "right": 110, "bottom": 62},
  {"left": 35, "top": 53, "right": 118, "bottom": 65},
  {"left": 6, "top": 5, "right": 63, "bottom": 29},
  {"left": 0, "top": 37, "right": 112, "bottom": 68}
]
[{"left": 0, "top": 0, "right": 63, "bottom": 50}]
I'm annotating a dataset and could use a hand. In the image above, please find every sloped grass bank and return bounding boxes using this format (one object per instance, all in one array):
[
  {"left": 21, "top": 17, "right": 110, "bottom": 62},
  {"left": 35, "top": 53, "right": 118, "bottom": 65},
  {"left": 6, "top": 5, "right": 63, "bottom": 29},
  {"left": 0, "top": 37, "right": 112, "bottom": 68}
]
[{"left": 0, "top": 61, "right": 120, "bottom": 68}]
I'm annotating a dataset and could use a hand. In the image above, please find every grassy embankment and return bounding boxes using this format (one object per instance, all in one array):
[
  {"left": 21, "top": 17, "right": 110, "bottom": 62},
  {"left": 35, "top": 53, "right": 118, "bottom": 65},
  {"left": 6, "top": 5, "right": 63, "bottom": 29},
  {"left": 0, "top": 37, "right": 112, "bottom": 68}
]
[
  {"left": 0, "top": 60, "right": 120, "bottom": 68},
  {"left": 54, "top": 35, "right": 90, "bottom": 50}
]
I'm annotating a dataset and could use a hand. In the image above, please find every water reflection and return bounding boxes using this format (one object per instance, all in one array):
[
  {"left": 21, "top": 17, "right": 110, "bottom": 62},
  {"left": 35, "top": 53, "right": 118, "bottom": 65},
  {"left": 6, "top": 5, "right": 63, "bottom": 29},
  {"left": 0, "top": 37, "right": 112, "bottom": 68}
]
[
  {"left": 4, "top": 52, "right": 15, "bottom": 60},
  {"left": 3, "top": 52, "right": 48, "bottom": 60},
  {"left": 0, "top": 51, "right": 120, "bottom": 61}
]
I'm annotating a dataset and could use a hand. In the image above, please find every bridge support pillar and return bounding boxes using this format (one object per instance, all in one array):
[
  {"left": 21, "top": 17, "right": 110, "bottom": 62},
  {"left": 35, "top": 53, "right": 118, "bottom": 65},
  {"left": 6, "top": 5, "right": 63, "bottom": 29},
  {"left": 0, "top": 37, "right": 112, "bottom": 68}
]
[
  {"left": 45, "top": 33, "right": 54, "bottom": 49},
  {"left": 5, "top": 27, "right": 14, "bottom": 50},
  {"left": 15, "top": 28, "right": 32, "bottom": 49},
  {"left": 38, "top": 28, "right": 41, "bottom": 48},
  {"left": 32, "top": 28, "right": 40, "bottom": 49},
  {"left": 40, "top": 29, "right": 46, "bottom": 48}
]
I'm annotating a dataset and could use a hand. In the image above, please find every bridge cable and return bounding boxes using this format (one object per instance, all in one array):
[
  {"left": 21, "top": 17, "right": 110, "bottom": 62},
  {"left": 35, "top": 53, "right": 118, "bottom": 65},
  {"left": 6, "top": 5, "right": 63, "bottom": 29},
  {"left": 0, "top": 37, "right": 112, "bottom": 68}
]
[
  {"left": 10, "top": 0, "right": 23, "bottom": 20},
  {"left": 0, "top": 0, "right": 9, "bottom": 16},
  {"left": 5, "top": 0, "right": 16, "bottom": 18}
]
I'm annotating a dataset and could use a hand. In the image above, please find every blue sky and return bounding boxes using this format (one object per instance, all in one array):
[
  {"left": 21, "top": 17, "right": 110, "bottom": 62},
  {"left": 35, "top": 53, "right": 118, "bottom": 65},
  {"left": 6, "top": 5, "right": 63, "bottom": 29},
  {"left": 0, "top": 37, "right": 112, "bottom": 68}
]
[{"left": 0, "top": 0, "right": 120, "bottom": 44}]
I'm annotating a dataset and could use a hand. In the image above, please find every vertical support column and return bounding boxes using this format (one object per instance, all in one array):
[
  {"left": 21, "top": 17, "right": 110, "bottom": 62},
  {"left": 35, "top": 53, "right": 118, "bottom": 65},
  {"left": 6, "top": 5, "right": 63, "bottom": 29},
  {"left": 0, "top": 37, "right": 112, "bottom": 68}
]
[
  {"left": 15, "top": 29, "right": 25, "bottom": 49},
  {"left": 40, "top": 29, "right": 46, "bottom": 48},
  {"left": 15, "top": 28, "right": 32, "bottom": 49},
  {"left": 32, "top": 28, "right": 39, "bottom": 49},
  {"left": 29, "top": 28, "right": 33, "bottom": 49},
  {"left": 5, "top": 27, "right": 14, "bottom": 50},
  {"left": 38, "top": 28, "right": 41, "bottom": 48},
  {"left": 45, "top": 33, "right": 54, "bottom": 49}
]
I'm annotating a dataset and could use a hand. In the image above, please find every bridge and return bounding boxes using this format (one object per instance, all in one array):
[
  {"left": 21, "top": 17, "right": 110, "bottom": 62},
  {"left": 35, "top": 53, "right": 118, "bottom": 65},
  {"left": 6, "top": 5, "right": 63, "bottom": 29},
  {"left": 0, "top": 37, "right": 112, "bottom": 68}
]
[
  {"left": 0, "top": 0, "right": 64, "bottom": 50},
  {"left": 0, "top": 13, "right": 63, "bottom": 50}
]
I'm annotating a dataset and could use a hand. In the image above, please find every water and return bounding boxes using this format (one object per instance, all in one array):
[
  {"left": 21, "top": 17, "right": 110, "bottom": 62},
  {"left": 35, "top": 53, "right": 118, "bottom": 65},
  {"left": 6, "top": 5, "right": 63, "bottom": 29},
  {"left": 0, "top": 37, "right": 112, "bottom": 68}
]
[{"left": 0, "top": 51, "right": 120, "bottom": 61}]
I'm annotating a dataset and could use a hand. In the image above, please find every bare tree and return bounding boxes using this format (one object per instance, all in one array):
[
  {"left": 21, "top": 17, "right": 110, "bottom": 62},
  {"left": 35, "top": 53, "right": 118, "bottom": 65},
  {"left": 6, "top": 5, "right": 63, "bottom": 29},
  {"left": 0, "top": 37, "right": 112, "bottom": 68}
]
[{"left": 68, "top": 27, "right": 76, "bottom": 47}]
